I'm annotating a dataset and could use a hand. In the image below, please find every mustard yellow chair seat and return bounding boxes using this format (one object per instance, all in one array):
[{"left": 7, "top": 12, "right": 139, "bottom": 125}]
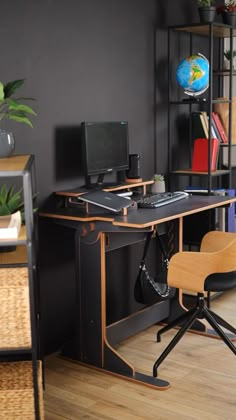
[{"left": 153, "top": 231, "right": 236, "bottom": 378}]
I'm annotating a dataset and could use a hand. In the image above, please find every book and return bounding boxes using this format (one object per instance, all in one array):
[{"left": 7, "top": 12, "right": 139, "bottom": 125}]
[
  {"left": 214, "top": 98, "right": 236, "bottom": 144},
  {"left": 191, "top": 138, "right": 220, "bottom": 172},
  {"left": 78, "top": 190, "right": 133, "bottom": 213},
  {"left": 201, "top": 112, "right": 220, "bottom": 141},
  {"left": 191, "top": 112, "right": 207, "bottom": 140},
  {"left": 200, "top": 112, "right": 209, "bottom": 138},
  {"left": 0, "top": 211, "right": 22, "bottom": 239},
  {"left": 212, "top": 111, "right": 228, "bottom": 144},
  {"left": 211, "top": 116, "right": 221, "bottom": 142}
]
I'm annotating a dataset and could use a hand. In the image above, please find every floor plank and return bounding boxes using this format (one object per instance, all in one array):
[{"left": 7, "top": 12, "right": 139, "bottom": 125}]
[{"left": 44, "top": 290, "right": 236, "bottom": 419}]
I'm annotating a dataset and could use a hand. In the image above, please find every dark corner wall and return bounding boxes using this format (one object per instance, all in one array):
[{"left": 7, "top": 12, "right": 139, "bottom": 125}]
[{"left": 0, "top": 0, "right": 216, "bottom": 353}]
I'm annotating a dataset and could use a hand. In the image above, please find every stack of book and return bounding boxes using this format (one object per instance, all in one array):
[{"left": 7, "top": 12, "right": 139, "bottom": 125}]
[{"left": 191, "top": 110, "right": 228, "bottom": 144}]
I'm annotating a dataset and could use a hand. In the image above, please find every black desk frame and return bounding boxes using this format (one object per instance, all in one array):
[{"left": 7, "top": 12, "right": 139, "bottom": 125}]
[{"left": 41, "top": 194, "right": 236, "bottom": 390}]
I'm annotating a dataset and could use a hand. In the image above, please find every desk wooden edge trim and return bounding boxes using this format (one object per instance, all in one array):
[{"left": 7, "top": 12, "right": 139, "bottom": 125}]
[
  {"left": 39, "top": 212, "right": 116, "bottom": 223},
  {"left": 113, "top": 198, "right": 236, "bottom": 228}
]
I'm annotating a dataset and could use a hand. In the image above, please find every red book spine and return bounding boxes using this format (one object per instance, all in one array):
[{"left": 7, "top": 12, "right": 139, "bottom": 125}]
[
  {"left": 212, "top": 112, "right": 228, "bottom": 144},
  {"left": 192, "top": 138, "right": 219, "bottom": 172}
]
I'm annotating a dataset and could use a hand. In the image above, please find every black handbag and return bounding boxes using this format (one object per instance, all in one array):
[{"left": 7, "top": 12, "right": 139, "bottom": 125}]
[{"left": 134, "top": 231, "right": 171, "bottom": 305}]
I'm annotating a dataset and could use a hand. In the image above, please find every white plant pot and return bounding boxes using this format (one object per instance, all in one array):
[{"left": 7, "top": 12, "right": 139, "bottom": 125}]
[
  {"left": 224, "top": 60, "right": 230, "bottom": 70},
  {"left": 151, "top": 181, "right": 165, "bottom": 193}
]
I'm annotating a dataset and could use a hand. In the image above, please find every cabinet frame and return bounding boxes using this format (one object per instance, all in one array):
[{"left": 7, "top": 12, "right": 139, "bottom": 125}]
[
  {"left": 0, "top": 155, "right": 42, "bottom": 419},
  {"left": 167, "top": 22, "right": 236, "bottom": 193}
]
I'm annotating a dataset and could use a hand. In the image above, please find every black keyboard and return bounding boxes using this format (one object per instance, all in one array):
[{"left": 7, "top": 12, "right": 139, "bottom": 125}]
[{"left": 137, "top": 191, "right": 189, "bottom": 209}]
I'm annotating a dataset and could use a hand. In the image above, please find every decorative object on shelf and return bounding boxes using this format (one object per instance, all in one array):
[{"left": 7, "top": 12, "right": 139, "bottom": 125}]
[
  {"left": 217, "top": 1, "right": 236, "bottom": 26},
  {"left": 0, "top": 211, "right": 21, "bottom": 240},
  {"left": 214, "top": 97, "right": 236, "bottom": 144},
  {"left": 223, "top": 49, "right": 236, "bottom": 69},
  {"left": 0, "top": 79, "right": 36, "bottom": 157},
  {"left": 196, "top": 0, "right": 216, "bottom": 23},
  {"left": 0, "top": 184, "right": 24, "bottom": 252},
  {"left": 151, "top": 174, "right": 165, "bottom": 193},
  {"left": 0, "top": 129, "right": 14, "bottom": 158},
  {"left": 176, "top": 53, "right": 209, "bottom": 97}
]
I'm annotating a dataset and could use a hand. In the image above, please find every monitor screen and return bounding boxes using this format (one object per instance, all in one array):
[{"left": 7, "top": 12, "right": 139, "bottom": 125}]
[{"left": 81, "top": 121, "right": 129, "bottom": 187}]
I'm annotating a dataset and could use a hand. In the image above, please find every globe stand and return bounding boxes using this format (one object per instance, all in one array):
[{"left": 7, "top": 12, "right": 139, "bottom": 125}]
[{"left": 182, "top": 97, "right": 207, "bottom": 103}]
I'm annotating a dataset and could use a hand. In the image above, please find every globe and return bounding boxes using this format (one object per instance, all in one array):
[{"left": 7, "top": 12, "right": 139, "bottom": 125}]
[{"left": 176, "top": 53, "right": 209, "bottom": 97}]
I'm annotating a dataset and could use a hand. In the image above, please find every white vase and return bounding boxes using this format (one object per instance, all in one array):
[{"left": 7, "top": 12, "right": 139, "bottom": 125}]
[{"left": 151, "top": 181, "right": 165, "bottom": 193}]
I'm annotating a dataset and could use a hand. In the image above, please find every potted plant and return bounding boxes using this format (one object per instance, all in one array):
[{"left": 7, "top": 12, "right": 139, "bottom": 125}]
[
  {"left": 0, "top": 183, "right": 24, "bottom": 215},
  {"left": 0, "top": 79, "right": 36, "bottom": 158},
  {"left": 223, "top": 49, "right": 236, "bottom": 69},
  {"left": 0, "top": 183, "right": 37, "bottom": 219},
  {"left": 0, "top": 184, "right": 24, "bottom": 251},
  {"left": 196, "top": 0, "right": 216, "bottom": 23},
  {"left": 217, "top": 1, "right": 236, "bottom": 25},
  {"left": 151, "top": 174, "right": 165, "bottom": 193}
]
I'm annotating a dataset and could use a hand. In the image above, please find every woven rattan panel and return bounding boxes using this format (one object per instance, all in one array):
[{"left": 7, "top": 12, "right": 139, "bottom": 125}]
[
  {"left": 0, "top": 267, "right": 31, "bottom": 348},
  {"left": 0, "top": 361, "right": 44, "bottom": 419}
]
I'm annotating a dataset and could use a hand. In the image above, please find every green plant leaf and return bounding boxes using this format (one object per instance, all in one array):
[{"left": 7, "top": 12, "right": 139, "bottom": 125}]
[
  {"left": 8, "top": 198, "right": 24, "bottom": 213},
  {"left": 0, "top": 79, "right": 36, "bottom": 126},
  {"left": 6, "top": 114, "right": 33, "bottom": 127},
  {"left": 0, "top": 184, "right": 8, "bottom": 205},
  {"left": 8, "top": 99, "right": 37, "bottom": 115},
  {"left": 0, "top": 205, "right": 11, "bottom": 216},
  {"left": 0, "top": 82, "right": 4, "bottom": 101},
  {"left": 3, "top": 79, "right": 25, "bottom": 98}
]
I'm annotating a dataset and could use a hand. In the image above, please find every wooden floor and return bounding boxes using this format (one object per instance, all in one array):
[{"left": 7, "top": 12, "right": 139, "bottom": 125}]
[{"left": 44, "top": 290, "right": 236, "bottom": 419}]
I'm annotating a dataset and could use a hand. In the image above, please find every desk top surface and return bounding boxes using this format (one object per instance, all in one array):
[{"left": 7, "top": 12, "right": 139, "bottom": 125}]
[{"left": 40, "top": 194, "right": 236, "bottom": 229}]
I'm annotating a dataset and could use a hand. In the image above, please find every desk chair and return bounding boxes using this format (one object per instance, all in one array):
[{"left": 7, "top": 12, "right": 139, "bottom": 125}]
[{"left": 153, "top": 231, "right": 236, "bottom": 378}]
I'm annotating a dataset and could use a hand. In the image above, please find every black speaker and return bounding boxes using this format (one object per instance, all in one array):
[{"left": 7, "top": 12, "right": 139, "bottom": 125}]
[{"left": 126, "top": 154, "right": 141, "bottom": 179}]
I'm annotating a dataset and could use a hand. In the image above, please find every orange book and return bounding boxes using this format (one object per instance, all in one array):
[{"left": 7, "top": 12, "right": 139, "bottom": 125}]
[{"left": 192, "top": 138, "right": 219, "bottom": 172}]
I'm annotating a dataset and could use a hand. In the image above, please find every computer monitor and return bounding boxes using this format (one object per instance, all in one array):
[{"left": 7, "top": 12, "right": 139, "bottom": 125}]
[{"left": 81, "top": 121, "right": 129, "bottom": 188}]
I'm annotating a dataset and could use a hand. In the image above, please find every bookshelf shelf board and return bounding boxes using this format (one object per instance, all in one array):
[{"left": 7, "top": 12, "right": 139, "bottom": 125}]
[
  {"left": 172, "top": 23, "right": 236, "bottom": 38},
  {"left": 170, "top": 99, "right": 207, "bottom": 105},
  {"left": 170, "top": 99, "right": 230, "bottom": 105},
  {"left": 0, "top": 245, "right": 27, "bottom": 265},
  {"left": 0, "top": 155, "right": 32, "bottom": 175},
  {"left": 171, "top": 169, "right": 230, "bottom": 176},
  {"left": 214, "top": 70, "right": 236, "bottom": 76}
]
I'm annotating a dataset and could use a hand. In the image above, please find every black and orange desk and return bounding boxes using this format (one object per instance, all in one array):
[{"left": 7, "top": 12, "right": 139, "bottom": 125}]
[{"left": 40, "top": 190, "right": 236, "bottom": 390}]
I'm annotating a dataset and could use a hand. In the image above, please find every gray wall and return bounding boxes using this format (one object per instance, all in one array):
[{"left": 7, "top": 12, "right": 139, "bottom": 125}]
[
  {"left": 0, "top": 0, "right": 202, "bottom": 205},
  {"left": 1, "top": 0, "right": 216, "bottom": 353}
]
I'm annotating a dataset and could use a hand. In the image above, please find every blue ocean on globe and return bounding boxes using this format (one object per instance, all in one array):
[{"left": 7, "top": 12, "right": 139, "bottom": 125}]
[{"left": 176, "top": 54, "right": 209, "bottom": 96}]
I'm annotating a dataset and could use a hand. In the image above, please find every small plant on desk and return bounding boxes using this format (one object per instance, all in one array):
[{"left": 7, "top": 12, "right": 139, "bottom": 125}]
[{"left": 151, "top": 174, "right": 165, "bottom": 193}]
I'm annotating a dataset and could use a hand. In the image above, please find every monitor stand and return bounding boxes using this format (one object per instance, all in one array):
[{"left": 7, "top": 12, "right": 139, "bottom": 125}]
[{"left": 84, "top": 174, "right": 123, "bottom": 190}]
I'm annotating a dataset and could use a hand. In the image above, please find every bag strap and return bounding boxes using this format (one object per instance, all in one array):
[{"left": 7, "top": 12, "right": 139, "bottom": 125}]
[
  {"left": 140, "top": 230, "right": 169, "bottom": 267},
  {"left": 155, "top": 230, "right": 169, "bottom": 267},
  {"left": 140, "top": 231, "right": 153, "bottom": 267}
]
